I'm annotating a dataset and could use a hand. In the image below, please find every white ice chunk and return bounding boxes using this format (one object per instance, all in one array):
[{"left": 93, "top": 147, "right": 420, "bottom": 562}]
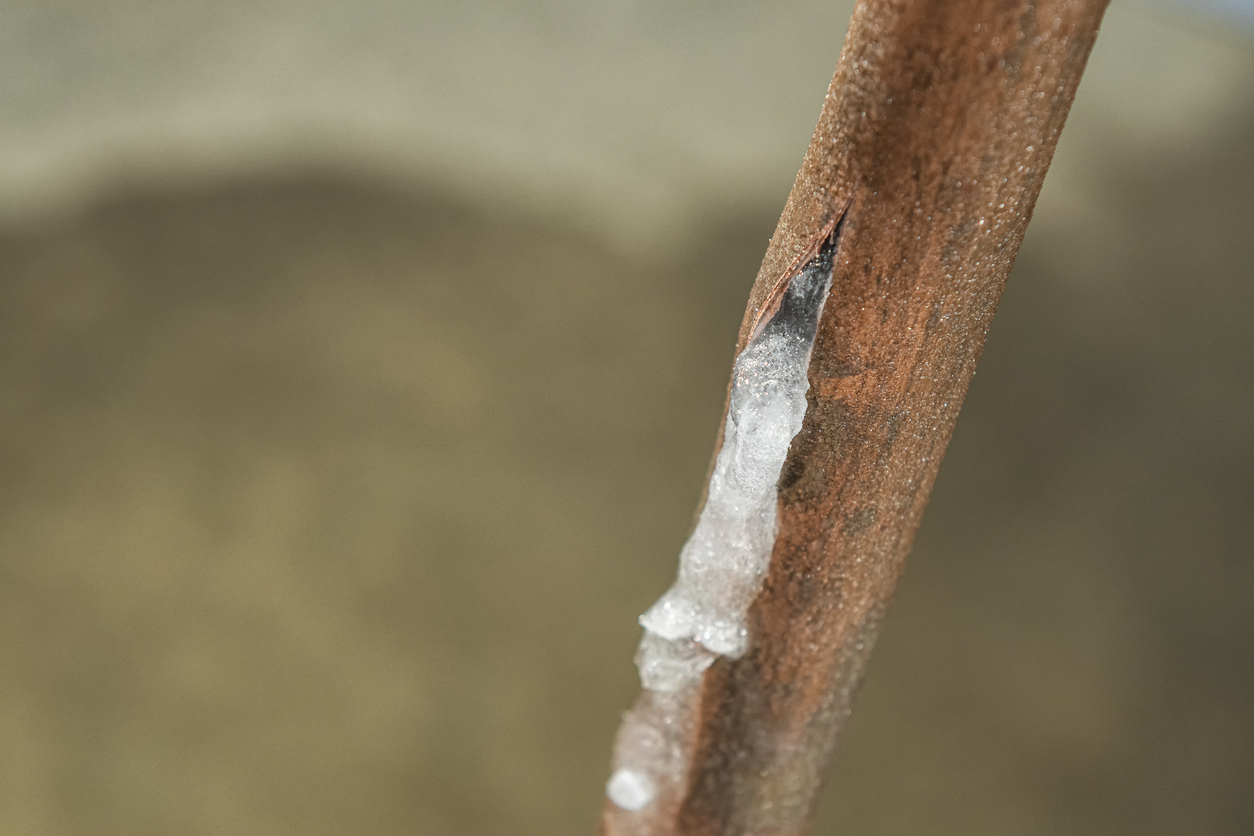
[
  {"left": 635, "top": 238, "right": 834, "bottom": 664},
  {"left": 694, "top": 617, "right": 744, "bottom": 657},
  {"left": 638, "top": 590, "right": 696, "bottom": 641},
  {"left": 634, "top": 632, "right": 717, "bottom": 692},
  {"left": 607, "top": 768, "right": 655, "bottom": 811},
  {"left": 608, "top": 231, "right": 838, "bottom": 815}
]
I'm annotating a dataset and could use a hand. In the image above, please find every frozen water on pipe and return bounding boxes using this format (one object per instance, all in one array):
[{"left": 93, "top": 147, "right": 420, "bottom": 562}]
[
  {"left": 606, "top": 230, "right": 837, "bottom": 813},
  {"left": 606, "top": 769, "right": 655, "bottom": 811},
  {"left": 634, "top": 632, "right": 717, "bottom": 692},
  {"left": 639, "top": 231, "right": 835, "bottom": 663}
]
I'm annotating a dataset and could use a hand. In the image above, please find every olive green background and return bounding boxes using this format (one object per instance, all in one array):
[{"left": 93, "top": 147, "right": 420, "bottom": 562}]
[{"left": 1, "top": 3, "right": 1251, "bottom": 834}]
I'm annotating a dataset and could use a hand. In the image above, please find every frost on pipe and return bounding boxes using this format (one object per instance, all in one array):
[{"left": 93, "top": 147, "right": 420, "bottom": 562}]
[{"left": 606, "top": 225, "right": 839, "bottom": 818}]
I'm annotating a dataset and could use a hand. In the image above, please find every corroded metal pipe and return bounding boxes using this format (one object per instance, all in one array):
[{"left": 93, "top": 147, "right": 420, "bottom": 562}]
[{"left": 601, "top": 1, "right": 1109, "bottom": 834}]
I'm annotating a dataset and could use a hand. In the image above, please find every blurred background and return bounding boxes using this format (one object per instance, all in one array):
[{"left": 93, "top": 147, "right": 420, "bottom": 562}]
[{"left": 1, "top": 1, "right": 1251, "bottom": 834}]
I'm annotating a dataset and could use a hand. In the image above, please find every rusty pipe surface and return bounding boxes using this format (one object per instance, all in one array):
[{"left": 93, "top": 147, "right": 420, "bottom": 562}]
[{"left": 601, "top": 1, "right": 1109, "bottom": 834}]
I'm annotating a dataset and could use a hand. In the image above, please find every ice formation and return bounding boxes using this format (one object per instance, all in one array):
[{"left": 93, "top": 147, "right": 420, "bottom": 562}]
[
  {"left": 606, "top": 231, "right": 837, "bottom": 816},
  {"left": 640, "top": 232, "right": 835, "bottom": 664},
  {"left": 606, "top": 768, "right": 655, "bottom": 811}
]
